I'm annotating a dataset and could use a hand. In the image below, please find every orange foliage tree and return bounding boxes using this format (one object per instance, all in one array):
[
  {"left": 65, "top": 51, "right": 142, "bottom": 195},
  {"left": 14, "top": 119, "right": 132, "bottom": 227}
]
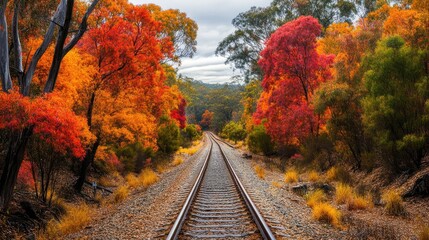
[
  {"left": 200, "top": 110, "right": 214, "bottom": 130},
  {"left": 73, "top": 2, "right": 181, "bottom": 191},
  {"left": 254, "top": 16, "right": 334, "bottom": 146}
]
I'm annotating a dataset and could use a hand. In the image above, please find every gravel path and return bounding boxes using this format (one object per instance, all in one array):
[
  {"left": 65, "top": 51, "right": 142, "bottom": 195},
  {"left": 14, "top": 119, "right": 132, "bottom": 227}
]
[
  {"left": 67, "top": 135, "right": 211, "bottom": 239},
  {"left": 218, "top": 140, "right": 348, "bottom": 240},
  {"left": 68, "top": 134, "right": 348, "bottom": 239}
]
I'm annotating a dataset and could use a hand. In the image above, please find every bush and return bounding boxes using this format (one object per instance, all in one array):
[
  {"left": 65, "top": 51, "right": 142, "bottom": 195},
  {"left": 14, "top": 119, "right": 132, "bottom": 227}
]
[
  {"left": 326, "top": 166, "right": 352, "bottom": 183},
  {"left": 312, "top": 202, "right": 342, "bottom": 227},
  {"left": 382, "top": 190, "right": 406, "bottom": 216},
  {"left": 183, "top": 124, "right": 202, "bottom": 140},
  {"left": 284, "top": 169, "right": 299, "bottom": 183},
  {"left": 247, "top": 125, "right": 274, "bottom": 155},
  {"left": 221, "top": 121, "right": 246, "bottom": 143},
  {"left": 254, "top": 165, "right": 266, "bottom": 179},
  {"left": 157, "top": 116, "right": 181, "bottom": 154},
  {"left": 115, "top": 142, "right": 154, "bottom": 173},
  {"left": 305, "top": 189, "right": 327, "bottom": 208}
]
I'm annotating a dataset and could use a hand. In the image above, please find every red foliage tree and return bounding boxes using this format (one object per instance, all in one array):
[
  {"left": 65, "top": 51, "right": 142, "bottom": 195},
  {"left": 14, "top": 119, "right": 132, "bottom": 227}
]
[
  {"left": 171, "top": 97, "right": 187, "bottom": 129},
  {"left": 254, "top": 16, "right": 334, "bottom": 146}
]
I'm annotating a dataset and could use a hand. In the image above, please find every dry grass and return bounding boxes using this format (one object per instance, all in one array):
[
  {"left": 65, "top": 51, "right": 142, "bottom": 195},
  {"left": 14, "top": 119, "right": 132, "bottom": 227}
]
[
  {"left": 98, "top": 176, "right": 117, "bottom": 187},
  {"left": 177, "top": 140, "right": 202, "bottom": 156},
  {"left": 172, "top": 156, "right": 184, "bottom": 166},
  {"left": 284, "top": 169, "right": 299, "bottom": 183},
  {"left": 326, "top": 166, "right": 352, "bottom": 183},
  {"left": 305, "top": 189, "right": 327, "bottom": 208},
  {"left": 312, "top": 202, "right": 342, "bottom": 227},
  {"left": 335, "top": 184, "right": 354, "bottom": 204},
  {"left": 347, "top": 195, "right": 372, "bottom": 210},
  {"left": 125, "top": 174, "right": 140, "bottom": 188},
  {"left": 308, "top": 170, "right": 320, "bottom": 182},
  {"left": 335, "top": 184, "right": 372, "bottom": 210},
  {"left": 113, "top": 185, "right": 129, "bottom": 203},
  {"left": 156, "top": 164, "right": 167, "bottom": 173},
  {"left": 271, "top": 181, "right": 283, "bottom": 188},
  {"left": 254, "top": 165, "right": 266, "bottom": 179},
  {"left": 44, "top": 203, "right": 92, "bottom": 238},
  {"left": 382, "top": 189, "right": 406, "bottom": 216},
  {"left": 419, "top": 226, "right": 429, "bottom": 240},
  {"left": 139, "top": 168, "right": 159, "bottom": 187}
]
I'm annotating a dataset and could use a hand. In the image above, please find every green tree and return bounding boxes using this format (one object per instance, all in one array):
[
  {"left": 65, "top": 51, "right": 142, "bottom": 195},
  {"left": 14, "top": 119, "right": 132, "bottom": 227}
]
[{"left": 362, "top": 36, "right": 429, "bottom": 172}]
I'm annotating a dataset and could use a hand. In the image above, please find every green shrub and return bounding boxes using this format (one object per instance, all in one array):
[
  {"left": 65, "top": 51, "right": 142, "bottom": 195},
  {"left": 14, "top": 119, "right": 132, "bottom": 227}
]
[
  {"left": 247, "top": 125, "right": 274, "bottom": 155},
  {"left": 157, "top": 116, "right": 181, "bottom": 154},
  {"left": 183, "top": 124, "right": 202, "bottom": 141},
  {"left": 221, "top": 121, "right": 246, "bottom": 143}
]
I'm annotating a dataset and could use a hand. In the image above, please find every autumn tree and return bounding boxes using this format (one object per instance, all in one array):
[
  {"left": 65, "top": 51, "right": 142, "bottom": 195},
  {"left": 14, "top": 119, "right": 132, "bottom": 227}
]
[
  {"left": 200, "top": 110, "right": 214, "bottom": 130},
  {"left": 254, "top": 16, "right": 334, "bottom": 146},
  {"left": 362, "top": 36, "right": 429, "bottom": 172},
  {"left": 73, "top": 3, "right": 175, "bottom": 191},
  {"left": 145, "top": 4, "right": 198, "bottom": 62},
  {"left": 217, "top": 0, "right": 358, "bottom": 82},
  {"left": 0, "top": 0, "right": 98, "bottom": 210}
]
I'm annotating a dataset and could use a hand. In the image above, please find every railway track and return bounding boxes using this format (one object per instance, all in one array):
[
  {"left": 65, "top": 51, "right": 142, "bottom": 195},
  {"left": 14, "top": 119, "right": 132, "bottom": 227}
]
[{"left": 167, "top": 133, "right": 275, "bottom": 239}]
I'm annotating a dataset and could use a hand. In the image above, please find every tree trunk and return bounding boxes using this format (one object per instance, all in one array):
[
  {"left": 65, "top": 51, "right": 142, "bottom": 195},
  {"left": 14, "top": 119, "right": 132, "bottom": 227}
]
[
  {"left": 0, "top": 127, "right": 32, "bottom": 210},
  {"left": 74, "top": 137, "right": 100, "bottom": 192},
  {"left": 0, "top": 0, "right": 12, "bottom": 92}
]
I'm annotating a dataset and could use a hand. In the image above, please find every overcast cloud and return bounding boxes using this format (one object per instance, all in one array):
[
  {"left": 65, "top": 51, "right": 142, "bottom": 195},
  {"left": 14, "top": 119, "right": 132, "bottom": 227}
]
[{"left": 130, "top": 0, "right": 271, "bottom": 84}]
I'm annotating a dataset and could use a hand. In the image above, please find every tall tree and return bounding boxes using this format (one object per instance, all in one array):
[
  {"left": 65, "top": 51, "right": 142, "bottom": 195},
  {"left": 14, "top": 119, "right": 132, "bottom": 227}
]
[
  {"left": 0, "top": 0, "right": 98, "bottom": 210},
  {"left": 362, "top": 36, "right": 429, "bottom": 172},
  {"left": 254, "top": 16, "right": 334, "bottom": 146}
]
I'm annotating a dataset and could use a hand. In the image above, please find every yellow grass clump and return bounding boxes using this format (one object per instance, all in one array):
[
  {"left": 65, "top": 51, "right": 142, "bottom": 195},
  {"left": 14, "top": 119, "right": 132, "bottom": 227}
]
[
  {"left": 125, "top": 174, "right": 140, "bottom": 188},
  {"left": 45, "top": 203, "right": 92, "bottom": 237},
  {"left": 254, "top": 165, "right": 266, "bottom": 179},
  {"left": 419, "top": 226, "right": 429, "bottom": 240},
  {"left": 335, "top": 184, "right": 354, "bottom": 204},
  {"left": 98, "top": 176, "right": 117, "bottom": 187},
  {"left": 312, "top": 202, "right": 342, "bottom": 227},
  {"left": 272, "top": 181, "right": 283, "bottom": 188},
  {"left": 113, "top": 185, "right": 129, "bottom": 203},
  {"left": 308, "top": 170, "right": 320, "bottom": 182},
  {"left": 172, "top": 156, "right": 184, "bottom": 166},
  {"left": 284, "top": 169, "right": 299, "bottom": 183},
  {"left": 305, "top": 189, "right": 327, "bottom": 208},
  {"left": 139, "top": 168, "right": 159, "bottom": 187},
  {"left": 382, "top": 189, "right": 406, "bottom": 216},
  {"left": 347, "top": 194, "right": 372, "bottom": 210}
]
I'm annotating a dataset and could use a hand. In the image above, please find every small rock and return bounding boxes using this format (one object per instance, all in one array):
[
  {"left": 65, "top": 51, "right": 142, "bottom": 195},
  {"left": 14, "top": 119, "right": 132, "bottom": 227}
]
[{"left": 291, "top": 184, "right": 308, "bottom": 195}]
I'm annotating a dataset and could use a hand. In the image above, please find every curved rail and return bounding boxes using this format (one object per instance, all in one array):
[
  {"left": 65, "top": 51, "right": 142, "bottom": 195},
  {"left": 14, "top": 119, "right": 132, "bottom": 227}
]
[{"left": 166, "top": 132, "right": 275, "bottom": 239}]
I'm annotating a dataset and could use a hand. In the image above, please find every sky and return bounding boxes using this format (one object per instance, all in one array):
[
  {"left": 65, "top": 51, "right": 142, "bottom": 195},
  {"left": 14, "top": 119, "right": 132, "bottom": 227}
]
[{"left": 130, "top": 0, "right": 272, "bottom": 84}]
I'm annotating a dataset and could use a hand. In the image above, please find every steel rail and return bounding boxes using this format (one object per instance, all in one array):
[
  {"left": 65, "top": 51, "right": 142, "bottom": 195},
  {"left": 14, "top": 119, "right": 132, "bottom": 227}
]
[
  {"left": 166, "top": 132, "right": 275, "bottom": 239},
  {"left": 210, "top": 132, "right": 276, "bottom": 240},
  {"left": 166, "top": 134, "right": 213, "bottom": 240}
]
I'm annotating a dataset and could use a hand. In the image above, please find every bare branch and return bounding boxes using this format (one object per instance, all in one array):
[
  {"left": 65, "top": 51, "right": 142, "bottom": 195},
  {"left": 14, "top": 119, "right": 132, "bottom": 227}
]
[
  {"left": 63, "top": 0, "right": 99, "bottom": 56},
  {"left": 21, "top": 0, "right": 67, "bottom": 96}
]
